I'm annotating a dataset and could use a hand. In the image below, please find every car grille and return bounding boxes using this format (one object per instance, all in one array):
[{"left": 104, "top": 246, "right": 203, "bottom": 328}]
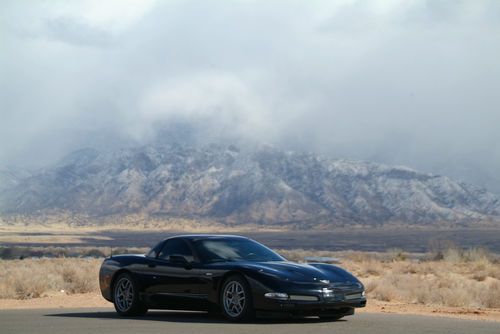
[{"left": 321, "top": 282, "right": 363, "bottom": 301}]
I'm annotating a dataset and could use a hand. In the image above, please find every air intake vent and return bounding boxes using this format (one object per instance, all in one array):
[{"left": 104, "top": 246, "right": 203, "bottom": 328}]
[{"left": 289, "top": 295, "right": 319, "bottom": 301}]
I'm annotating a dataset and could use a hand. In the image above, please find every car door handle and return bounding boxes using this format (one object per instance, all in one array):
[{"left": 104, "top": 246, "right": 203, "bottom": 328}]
[{"left": 148, "top": 264, "right": 156, "bottom": 268}]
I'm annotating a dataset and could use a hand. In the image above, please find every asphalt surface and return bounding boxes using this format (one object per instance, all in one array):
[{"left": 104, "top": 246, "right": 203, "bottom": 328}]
[{"left": 0, "top": 308, "right": 498, "bottom": 334}]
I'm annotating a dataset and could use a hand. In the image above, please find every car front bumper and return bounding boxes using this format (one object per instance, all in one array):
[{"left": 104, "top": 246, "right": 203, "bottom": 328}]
[
  {"left": 255, "top": 293, "right": 366, "bottom": 313},
  {"left": 249, "top": 279, "right": 366, "bottom": 314}
]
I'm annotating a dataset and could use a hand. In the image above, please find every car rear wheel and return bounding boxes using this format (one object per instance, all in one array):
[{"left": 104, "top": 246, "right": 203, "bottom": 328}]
[
  {"left": 113, "top": 273, "right": 148, "bottom": 316},
  {"left": 220, "top": 275, "right": 254, "bottom": 322}
]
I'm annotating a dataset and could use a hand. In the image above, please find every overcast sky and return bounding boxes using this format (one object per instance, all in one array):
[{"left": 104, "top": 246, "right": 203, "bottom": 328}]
[{"left": 1, "top": 0, "right": 500, "bottom": 192}]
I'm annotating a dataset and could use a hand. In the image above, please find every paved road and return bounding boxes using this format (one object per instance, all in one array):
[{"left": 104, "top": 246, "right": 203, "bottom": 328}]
[{"left": 0, "top": 308, "right": 498, "bottom": 334}]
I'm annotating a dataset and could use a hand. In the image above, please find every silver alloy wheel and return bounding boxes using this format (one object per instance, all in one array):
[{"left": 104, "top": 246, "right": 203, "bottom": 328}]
[
  {"left": 114, "top": 277, "right": 134, "bottom": 312},
  {"left": 223, "top": 280, "right": 246, "bottom": 318}
]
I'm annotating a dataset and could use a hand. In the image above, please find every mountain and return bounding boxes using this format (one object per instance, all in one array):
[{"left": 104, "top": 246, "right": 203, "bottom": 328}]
[
  {"left": 0, "top": 144, "right": 499, "bottom": 227},
  {"left": 0, "top": 166, "right": 31, "bottom": 192}
]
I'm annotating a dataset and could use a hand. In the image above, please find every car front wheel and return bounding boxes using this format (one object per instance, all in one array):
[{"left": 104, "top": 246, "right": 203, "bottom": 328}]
[
  {"left": 113, "top": 273, "right": 148, "bottom": 316},
  {"left": 220, "top": 275, "right": 254, "bottom": 322}
]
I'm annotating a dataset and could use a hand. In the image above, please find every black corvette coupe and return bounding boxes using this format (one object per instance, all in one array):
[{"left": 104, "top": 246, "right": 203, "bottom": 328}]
[{"left": 99, "top": 235, "right": 366, "bottom": 321}]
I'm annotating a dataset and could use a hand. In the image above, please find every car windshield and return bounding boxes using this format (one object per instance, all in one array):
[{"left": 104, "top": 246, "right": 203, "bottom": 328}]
[{"left": 193, "top": 238, "right": 285, "bottom": 263}]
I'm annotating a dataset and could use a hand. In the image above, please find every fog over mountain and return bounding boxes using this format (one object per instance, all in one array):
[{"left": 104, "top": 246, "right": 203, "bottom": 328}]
[{"left": 1, "top": 0, "right": 500, "bottom": 194}]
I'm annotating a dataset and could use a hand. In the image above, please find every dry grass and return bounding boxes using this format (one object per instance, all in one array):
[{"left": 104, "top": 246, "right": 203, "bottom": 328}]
[
  {"left": 1, "top": 247, "right": 499, "bottom": 310},
  {"left": 0, "top": 258, "right": 100, "bottom": 299}
]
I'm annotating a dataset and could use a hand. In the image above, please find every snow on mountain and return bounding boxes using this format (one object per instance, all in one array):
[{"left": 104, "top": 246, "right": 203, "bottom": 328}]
[{"left": 0, "top": 144, "right": 498, "bottom": 226}]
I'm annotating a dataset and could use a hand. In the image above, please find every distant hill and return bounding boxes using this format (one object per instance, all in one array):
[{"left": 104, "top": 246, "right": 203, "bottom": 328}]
[
  {"left": 0, "top": 166, "right": 31, "bottom": 192},
  {"left": 0, "top": 144, "right": 499, "bottom": 227}
]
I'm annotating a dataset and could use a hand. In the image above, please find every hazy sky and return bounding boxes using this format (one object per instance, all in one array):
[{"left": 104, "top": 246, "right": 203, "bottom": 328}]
[{"left": 1, "top": 0, "right": 500, "bottom": 192}]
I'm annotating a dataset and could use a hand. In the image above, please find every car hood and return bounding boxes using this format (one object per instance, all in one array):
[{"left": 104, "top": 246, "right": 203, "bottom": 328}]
[{"left": 239, "top": 261, "right": 360, "bottom": 284}]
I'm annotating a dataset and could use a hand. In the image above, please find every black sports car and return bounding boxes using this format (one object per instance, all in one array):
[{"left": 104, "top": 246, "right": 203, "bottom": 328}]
[{"left": 99, "top": 235, "right": 366, "bottom": 321}]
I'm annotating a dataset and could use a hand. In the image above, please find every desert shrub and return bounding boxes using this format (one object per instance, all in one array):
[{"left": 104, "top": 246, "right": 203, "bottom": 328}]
[
  {"left": 340, "top": 251, "right": 378, "bottom": 262},
  {"left": 61, "top": 264, "right": 97, "bottom": 293},
  {"left": 364, "top": 279, "right": 378, "bottom": 293},
  {"left": 358, "top": 260, "right": 383, "bottom": 277},
  {"left": 360, "top": 257, "right": 500, "bottom": 308},
  {"left": 442, "top": 246, "right": 463, "bottom": 263},
  {"left": 462, "top": 248, "right": 493, "bottom": 263},
  {"left": 13, "top": 275, "right": 47, "bottom": 299},
  {"left": 83, "top": 248, "right": 107, "bottom": 258},
  {"left": 387, "top": 248, "right": 408, "bottom": 261},
  {"left": 0, "top": 258, "right": 101, "bottom": 299},
  {"left": 428, "top": 240, "right": 494, "bottom": 264}
]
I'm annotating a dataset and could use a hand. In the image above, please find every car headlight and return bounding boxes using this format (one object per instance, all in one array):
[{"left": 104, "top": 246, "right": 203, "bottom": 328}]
[
  {"left": 264, "top": 292, "right": 289, "bottom": 300},
  {"left": 362, "top": 290, "right": 366, "bottom": 297}
]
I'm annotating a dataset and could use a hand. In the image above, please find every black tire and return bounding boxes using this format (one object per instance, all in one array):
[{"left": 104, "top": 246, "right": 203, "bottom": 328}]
[
  {"left": 112, "top": 272, "right": 148, "bottom": 316},
  {"left": 219, "top": 275, "right": 254, "bottom": 322}
]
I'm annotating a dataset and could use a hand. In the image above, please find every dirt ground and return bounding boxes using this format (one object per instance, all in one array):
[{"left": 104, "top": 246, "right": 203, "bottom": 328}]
[
  {"left": 361, "top": 299, "right": 500, "bottom": 322},
  {"left": 0, "top": 293, "right": 499, "bottom": 322}
]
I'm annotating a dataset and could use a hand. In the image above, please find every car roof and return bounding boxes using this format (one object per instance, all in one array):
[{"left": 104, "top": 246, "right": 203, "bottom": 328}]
[{"left": 163, "top": 234, "right": 250, "bottom": 243}]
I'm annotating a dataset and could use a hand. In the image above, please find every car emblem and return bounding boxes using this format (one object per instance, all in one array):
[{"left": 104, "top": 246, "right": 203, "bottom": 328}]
[
  {"left": 321, "top": 288, "right": 334, "bottom": 297},
  {"left": 319, "top": 279, "right": 330, "bottom": 284}
]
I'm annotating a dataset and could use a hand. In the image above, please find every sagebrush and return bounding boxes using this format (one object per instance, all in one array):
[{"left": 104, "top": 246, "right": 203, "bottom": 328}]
[{"left": 0, "top": 258, "right": 100, "bottom": 299}]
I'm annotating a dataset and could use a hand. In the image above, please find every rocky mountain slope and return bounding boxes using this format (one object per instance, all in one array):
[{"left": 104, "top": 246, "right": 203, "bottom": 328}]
[
  {"left": 0, "top": 144, "right": 499, "bottom": 226},
  {"left": 0, "top": 167, "right": 31, "bottom": 192}
]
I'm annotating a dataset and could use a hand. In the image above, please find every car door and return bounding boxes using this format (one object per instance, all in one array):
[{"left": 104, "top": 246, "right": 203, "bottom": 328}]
[{"left": 144, "top": 238, "right": 207, "bottom": 309}]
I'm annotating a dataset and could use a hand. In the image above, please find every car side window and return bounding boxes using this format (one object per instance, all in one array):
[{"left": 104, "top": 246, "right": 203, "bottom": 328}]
[
  {"left": 158, "top": 239, "right": 194, "bottom": 262},
  {"left": 146, "top": 241, "right": 164, "bottom": 258}
]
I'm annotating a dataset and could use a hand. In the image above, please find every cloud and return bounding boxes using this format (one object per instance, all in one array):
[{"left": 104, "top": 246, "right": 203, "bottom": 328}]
[
  {"left": 44, "top": 16, "right": 112, "bottom": 47},
  {"left": 1, "top": 0, "right": 500, "bottom": 193}
]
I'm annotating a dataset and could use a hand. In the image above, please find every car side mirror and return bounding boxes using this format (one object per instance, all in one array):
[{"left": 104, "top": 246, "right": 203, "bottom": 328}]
[{"left": 170, "top": 255, "right": 191, "bottom": 268}]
